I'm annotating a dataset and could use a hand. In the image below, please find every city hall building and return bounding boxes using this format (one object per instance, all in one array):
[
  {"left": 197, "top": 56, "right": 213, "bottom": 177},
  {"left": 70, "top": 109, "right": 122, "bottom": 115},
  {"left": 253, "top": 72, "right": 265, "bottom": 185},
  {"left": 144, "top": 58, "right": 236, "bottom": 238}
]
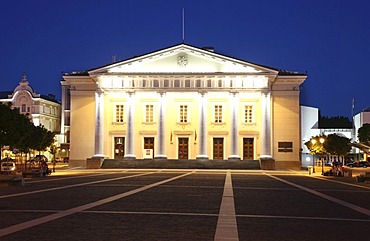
[{"left": 61, "top": 43, "right": 307, "bottom": 169}]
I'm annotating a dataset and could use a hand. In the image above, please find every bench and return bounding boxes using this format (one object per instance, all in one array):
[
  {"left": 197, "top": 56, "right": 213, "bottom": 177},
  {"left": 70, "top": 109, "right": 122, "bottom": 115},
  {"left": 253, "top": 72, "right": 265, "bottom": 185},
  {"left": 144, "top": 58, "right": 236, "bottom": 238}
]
[{"left": 0, "top": 174, "right": 25, "bottom": 187}]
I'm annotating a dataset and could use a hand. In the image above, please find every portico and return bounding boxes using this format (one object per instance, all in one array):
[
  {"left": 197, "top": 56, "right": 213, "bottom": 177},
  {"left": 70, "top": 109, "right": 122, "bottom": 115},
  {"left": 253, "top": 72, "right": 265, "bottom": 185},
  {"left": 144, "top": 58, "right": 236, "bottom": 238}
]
[{"left": 61, "top": 43, "right": 306, "bottom": 169}]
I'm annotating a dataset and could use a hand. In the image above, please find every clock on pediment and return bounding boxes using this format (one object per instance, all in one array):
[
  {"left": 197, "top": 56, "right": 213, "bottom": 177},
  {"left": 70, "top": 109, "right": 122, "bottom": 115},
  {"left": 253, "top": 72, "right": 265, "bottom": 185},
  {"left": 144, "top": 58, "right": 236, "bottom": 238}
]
[{"left": 177, "top": 55, "right": 188, "bottom": 67}]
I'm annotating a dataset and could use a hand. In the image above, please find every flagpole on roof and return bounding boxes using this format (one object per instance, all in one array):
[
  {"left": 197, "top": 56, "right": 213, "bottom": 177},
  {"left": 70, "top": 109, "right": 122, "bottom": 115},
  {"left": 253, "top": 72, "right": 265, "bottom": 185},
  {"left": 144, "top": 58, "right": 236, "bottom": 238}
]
[{"left": 182, "top": 8, "right": 185, "bottom": 43}]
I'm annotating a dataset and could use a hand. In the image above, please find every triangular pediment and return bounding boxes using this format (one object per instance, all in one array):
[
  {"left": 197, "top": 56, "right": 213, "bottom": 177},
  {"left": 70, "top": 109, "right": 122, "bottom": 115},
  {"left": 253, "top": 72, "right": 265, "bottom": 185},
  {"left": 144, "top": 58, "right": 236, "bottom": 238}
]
[{"left": 89, "top": 44, "right": 278, "bottom": 75}]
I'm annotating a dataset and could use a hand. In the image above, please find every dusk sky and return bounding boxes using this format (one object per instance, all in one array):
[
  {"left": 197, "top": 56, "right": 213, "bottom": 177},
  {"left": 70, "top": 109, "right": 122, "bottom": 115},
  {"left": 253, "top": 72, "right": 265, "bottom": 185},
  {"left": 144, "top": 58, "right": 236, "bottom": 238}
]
[{"left": 1, "top": 0, "right": 369, "bottom": 118}]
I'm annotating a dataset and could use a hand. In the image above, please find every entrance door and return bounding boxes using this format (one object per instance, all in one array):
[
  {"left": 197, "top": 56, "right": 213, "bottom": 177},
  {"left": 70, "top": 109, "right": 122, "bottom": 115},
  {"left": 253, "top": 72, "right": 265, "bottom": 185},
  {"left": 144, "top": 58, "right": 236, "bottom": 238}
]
[
  {"left": 144, "top": 137, "right": 155, "bottom": 158},
  {"left": 213, "top": 138, "right": 224, "bottom": 160},
  {"left": 178, "top": 138, "right": 189, "bottom": 159},
  {"left": 243, "top": 138, "right": 254, "bottom": 160},
  {"left": 114, "top": 137, "right": 125, "bottom": 160}
]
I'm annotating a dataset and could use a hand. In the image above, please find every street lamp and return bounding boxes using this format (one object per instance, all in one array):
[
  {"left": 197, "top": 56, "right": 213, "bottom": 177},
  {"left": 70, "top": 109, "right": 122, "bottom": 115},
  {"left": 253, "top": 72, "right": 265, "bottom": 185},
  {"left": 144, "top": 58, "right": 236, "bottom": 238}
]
[
  {"left": 311, "top": 139, "right": 316, "bottom": 173},
  {"left": 320, "top": 137, "right": 325, "bottom": 175}
]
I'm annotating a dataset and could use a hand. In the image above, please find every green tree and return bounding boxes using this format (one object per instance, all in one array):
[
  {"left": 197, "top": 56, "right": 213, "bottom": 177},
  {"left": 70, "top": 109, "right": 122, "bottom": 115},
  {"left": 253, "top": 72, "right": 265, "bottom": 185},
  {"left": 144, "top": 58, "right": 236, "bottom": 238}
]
[
  {"left": 324, "top": 134, "right": 351, "bottom": 156},
  {"left": 319, "top": 115, "right": 352, "bottom": 128},
  {"left": 0, "top": 103, "right": 55, "bottom": 160},
  {"left": 358, "top": 123, "right": 370, "bottom": 143},
  {"left": 305, "top": 135, "right": 326, "bottom": 155},
  {"left": 30, "top": 125, "right": 55, "bottom": 154}
]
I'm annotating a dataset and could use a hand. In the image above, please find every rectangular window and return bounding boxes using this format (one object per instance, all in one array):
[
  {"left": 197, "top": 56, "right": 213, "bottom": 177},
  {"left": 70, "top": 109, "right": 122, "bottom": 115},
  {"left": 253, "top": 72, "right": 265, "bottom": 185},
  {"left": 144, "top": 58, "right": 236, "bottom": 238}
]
[
  {"left": 145, "top": 105, "right": 154, "bottom": 122},
  {"left": 115, "top": 105, "right": 124, "bottom": 123},
  {"left": 21, "top": 104, "right": 26, "bottom": 112},
  {"left": 214, "top": 105, "right": 222, "bottom": 123},
  {"left": 278, "top": 142, "right": 293, "bottom": 152},
  {"left": 179, "top": 105, "right": 188, "bottom": 122},
  {"left": 245, "top": 105, "right": 253, "bottom": 123}
]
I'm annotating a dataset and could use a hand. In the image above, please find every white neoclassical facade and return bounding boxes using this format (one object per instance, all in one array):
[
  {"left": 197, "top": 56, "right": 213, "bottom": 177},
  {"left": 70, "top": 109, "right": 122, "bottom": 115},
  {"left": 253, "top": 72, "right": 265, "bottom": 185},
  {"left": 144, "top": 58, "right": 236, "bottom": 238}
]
[{"left": 61, "top": 43, "right": 307, "bottom": 169}]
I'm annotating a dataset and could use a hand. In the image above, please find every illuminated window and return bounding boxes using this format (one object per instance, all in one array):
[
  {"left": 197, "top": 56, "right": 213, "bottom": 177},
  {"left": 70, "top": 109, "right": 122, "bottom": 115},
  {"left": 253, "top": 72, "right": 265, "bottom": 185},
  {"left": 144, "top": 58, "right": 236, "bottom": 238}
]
[
  {"left": 145, "top": 105, "right": 154, "bottom": 122},
  {"left": 179, "top": 105, "right": 188, "bottom": 122},
  {"left": 215, "top": 105, "right": 222, "bottom": 123},
  {"left": 115, "top": 105, "right": 124, "bottom": 122},
  {"left": 245, "top": 105, "right": 253, "bottom": 123},
  {"left": 278, "top": 142, "right": 293, "bottom": 152}
]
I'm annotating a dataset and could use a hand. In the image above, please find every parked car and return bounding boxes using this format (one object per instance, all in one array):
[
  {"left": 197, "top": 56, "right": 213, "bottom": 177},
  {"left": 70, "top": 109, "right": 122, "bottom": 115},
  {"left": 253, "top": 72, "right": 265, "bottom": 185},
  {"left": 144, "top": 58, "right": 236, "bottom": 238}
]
[
  {"left": 35, "top": 155, "right": 48, "bottom": 162},
  {"left": 345, "top": 161, "right": 370, "bottom": 168},
  {"left": 1, "top": 162, "right": 17, "bottom": 172}
]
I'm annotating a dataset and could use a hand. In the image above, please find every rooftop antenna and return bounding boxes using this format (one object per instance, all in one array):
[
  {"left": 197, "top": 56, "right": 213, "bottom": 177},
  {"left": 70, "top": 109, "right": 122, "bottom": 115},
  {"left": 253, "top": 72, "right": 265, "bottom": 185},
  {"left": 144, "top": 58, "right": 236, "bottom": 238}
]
[{"left": 182, "top": 8, "right": 185, "bottom": 43}]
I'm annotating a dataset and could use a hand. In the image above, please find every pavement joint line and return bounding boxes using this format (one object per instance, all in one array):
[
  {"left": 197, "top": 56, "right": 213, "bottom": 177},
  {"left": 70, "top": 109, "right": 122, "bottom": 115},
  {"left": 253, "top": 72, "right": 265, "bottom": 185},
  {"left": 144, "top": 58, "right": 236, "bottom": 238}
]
[
  {"left": 26, "top": 171, "right": 124, "bottom": 183},
  {"left": 310, "top": 176, "right": 370, "bottom": 190},
  {"left": 0, "top": 170, "right": 196, "bottom": 238},
  {"left": 236, "top": 214, "right": 370, "bottom": 222},
  {"left": 0, "top": 170, "right": 155, "bottom": 200},
  {"left": 266, "top": 174, "right": 370, "bottom": 217},
  {"left": 2, "top": 209, "right": 369, "bottom": 223},
  {"left": 214, "top": 171, "right": 239, "bottom": 241}
]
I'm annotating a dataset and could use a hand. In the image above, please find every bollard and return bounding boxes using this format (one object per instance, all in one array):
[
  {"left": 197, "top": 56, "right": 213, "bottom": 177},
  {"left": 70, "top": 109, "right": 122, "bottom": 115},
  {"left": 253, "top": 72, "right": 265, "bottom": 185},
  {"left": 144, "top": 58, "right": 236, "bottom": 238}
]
[{"left": 307, "top": 166, "right": 312, "bottom": 175}]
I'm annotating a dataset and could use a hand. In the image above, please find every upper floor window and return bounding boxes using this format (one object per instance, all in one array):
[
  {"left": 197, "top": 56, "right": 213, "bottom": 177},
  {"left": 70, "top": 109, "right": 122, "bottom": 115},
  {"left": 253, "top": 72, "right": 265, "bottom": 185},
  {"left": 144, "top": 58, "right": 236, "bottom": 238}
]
[
  {"left": 179, "top": 105, "right": 188, "bottom": 123},
  {"left": 245, "top": 105, "right": 253, "bottom": 123},
  {"left": 21, "top": 104, "right": 26, "bottom": 113},
  {"left": 145, "top": 105, "right": 154, "bottom": 122},
  {"left": 115, "top": 104, "right": 124, "bottom": 122},
  {"left": 214, "top": 105, "right": 223, "bottom": 123}
]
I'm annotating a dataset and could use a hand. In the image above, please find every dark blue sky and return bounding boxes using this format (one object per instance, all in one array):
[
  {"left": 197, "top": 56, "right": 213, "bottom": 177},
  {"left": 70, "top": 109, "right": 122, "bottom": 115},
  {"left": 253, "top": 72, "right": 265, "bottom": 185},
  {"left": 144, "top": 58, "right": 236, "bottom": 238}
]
[{"left": 1, "top": 0, "right": 369, "bottom": 118}]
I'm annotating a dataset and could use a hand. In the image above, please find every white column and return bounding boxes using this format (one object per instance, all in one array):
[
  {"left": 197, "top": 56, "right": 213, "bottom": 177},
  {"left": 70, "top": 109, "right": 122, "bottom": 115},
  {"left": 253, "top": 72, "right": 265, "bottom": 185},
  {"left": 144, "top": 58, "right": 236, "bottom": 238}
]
[
  {"left": 155, "top": 91, "right": 167, "bottom": 159},
  {"left": 228, "top": 92, "right": 240, "bottom": 160},
  {"left": 124, "top": 91, "right": 136, "bottom": 159},
  {"left": 93, "top": 88, "right": 104, "bottom": 158},
  {"left": 261, "top": 92, "right": 272, "bottom": 157},
  {"left": 196, "top": 92, "right": 209, "bottom": 160}
]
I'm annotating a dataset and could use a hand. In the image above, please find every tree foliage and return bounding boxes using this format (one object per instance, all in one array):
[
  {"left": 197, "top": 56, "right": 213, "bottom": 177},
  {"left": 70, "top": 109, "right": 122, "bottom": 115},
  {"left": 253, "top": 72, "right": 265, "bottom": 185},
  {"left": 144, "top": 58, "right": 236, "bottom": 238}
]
[
  {"left": 0, "top": 103, "right": 55, "bottom": 158},
  {"left": 305, "top": 134, "right": 351, "bottom": 157},
  {"left": 358, "top": 123, "right": 370, "bottom": 143},
  {"left": 324, "top": 134, "right": 351, "bottom": 156},
  {"left": 305, "top": 135, "right": 326, "bottom": 155},
  {"left": 319, "top": 115, "right": 352, "bottom": 128}
]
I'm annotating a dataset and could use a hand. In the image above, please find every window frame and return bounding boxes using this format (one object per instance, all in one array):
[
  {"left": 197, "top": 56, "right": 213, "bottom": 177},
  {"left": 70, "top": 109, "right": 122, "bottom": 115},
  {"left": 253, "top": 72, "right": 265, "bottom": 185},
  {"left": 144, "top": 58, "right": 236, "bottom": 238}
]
[{"left": 114, "top": 104, "right": 125, "bottom": 123}]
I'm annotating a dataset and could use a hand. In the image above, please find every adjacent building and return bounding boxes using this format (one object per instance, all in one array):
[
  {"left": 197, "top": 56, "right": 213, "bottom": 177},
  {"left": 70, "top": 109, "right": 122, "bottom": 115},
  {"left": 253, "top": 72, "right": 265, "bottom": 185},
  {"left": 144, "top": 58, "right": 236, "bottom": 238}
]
[
  {"left": 0, "top": 73, "right": 61, "bottom": 159},
  {"left": 61, "top": 43, "right": 307, "bottom": 169}
]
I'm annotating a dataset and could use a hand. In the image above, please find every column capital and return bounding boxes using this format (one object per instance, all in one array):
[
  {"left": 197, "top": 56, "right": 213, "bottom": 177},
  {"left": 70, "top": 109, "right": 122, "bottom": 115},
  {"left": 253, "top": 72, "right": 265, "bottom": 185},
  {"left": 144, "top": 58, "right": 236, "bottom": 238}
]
[
  {"left": 198, "top": 90, "right": 207, "bottom": 96},
  {"left": 95, "top": 87, "right": 104, "bottom": 94}
]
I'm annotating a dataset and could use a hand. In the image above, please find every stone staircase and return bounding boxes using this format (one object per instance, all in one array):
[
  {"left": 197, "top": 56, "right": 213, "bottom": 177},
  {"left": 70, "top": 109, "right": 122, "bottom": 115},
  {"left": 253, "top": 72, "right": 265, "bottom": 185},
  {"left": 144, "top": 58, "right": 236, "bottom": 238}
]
[{"left": 101, "top": 159, "right": 261, "bottom": 170}]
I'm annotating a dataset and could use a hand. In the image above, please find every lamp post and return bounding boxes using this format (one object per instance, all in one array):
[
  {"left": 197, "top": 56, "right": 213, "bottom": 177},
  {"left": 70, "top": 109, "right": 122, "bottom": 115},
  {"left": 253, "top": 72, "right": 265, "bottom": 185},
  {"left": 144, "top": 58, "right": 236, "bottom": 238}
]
[
  {"left": 311, "top": 139, "right": 316, "bottom": 173},
  {"left": 320, "top": 137, "right": 325, "bottom": 175}
]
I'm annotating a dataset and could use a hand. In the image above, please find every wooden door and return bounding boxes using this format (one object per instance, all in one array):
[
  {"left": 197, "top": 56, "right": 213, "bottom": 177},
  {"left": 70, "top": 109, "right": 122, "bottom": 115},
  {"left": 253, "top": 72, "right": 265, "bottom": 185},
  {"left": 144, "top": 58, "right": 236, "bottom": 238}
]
[
  {"left": 243, "top": 138, "right": 254, "bottom": 160},
  {"left": 213, "top": 138, "right": 224, "bottom": 160},
  {"left": 114, "top": 137, "right": 125, "bottom": 160},
  {"left": 144, "top": 137, "right": 155, "bottom": 158},
  {"left": 178, "top": 138, "right": 189, "bottom": 159}
]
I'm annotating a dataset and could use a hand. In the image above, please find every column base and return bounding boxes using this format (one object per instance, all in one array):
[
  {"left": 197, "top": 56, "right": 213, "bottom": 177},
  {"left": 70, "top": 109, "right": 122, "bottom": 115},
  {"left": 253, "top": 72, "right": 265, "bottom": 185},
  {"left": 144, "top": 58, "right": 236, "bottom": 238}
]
[
  {"left": 93, "top": 154, "right": 105, "bottom": 158},
  {"left": 196, "top": 155, "right": 209, "bottom": 160},
  {"left": 228, "top": 155, "right": 241, "bottom": 161},
  {"left": 87, "top": 156, "right": 104, "bottom": 169},
  {"left": 259, "top": 155, "right": 275, "bottom": 170},
  {"left": 154, "top": 155, "right": 167, "bottom": 159},
  {"left": 124, "top": 154, "right": 136, "bottom": 160}
]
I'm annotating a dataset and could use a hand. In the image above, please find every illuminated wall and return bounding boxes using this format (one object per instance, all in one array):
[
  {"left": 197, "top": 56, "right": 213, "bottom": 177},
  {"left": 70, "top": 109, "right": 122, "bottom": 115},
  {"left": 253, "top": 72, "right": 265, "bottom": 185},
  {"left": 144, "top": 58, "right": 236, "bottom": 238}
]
[{"left": 62, "top": 44, "right": 307, "bottom": 168}]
